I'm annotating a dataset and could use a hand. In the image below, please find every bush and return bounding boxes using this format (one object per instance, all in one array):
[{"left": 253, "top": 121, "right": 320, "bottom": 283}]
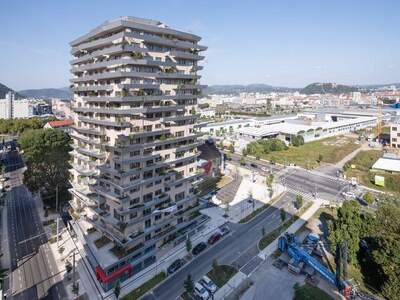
[
  {"left": 363, "top": 192, "right": 374, "bottom": 204},
  {"left": 246, "top": 138, "right": 288, "bottom": 157}
]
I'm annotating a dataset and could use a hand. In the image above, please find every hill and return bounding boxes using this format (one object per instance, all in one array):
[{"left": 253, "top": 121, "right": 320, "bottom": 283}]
[
  {"left": 0, "top": 82, "right": 17, "bottom": 98},
  {"left": 18, "top": 87, "right": 72, "bottom": 99},
  {"left": 204, "top": 84, "right": 297, "bottom": 95},
  {"left": 301, "top": 83, "right": 358, "bottom": 95}
]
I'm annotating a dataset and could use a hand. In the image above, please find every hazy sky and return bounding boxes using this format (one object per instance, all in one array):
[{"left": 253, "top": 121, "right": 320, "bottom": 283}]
[{"left": 1, "top": 0, "right": 399, "bottom": 90}]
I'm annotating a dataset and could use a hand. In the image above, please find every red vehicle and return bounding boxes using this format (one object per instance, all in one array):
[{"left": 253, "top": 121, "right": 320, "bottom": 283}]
[{"left": 207, "top": 232, "right": 222, "bottom": 245}]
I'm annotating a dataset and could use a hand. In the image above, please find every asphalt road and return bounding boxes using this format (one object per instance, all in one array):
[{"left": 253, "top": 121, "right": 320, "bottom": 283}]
[
  {"left": 2, "top": 147, "right": 67, "bottom": 300},
  {"left": 146, "top": 154, "right": 352, "bottom": 299},
  {"left": 151, "top": 192, "right": 293, "bottom": 300}
]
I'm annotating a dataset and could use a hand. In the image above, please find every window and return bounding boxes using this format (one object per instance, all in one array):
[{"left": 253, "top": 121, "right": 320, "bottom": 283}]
[
  {"left": 145, "top": 219, "right": 151, "bottom": 228},
  {"left": 130, "top": 198, "right": 140, "bottom": 206}
]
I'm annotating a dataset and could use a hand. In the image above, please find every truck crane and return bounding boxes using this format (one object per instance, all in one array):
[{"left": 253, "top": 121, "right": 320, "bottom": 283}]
[{"left": 278, "top": 232, "right": 352, "bottom": 299}]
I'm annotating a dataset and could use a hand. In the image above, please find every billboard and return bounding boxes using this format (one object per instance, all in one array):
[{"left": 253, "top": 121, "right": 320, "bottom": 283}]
[{"left": 374, "top": 175, "right": 385, "bottom": 187}]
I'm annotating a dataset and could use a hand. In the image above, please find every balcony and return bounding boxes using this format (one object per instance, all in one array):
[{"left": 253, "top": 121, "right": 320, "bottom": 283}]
[
  {"left": 169, "top": 50, "right": 205, "bottom": 61},
  {"left": 83, "top": 94, "right": 198, "bottom": 103},
  {"left": 73, "top": 106, "right": 145, "bottom": 115},
  {"left": 71, "top": 57, "right": 176, "bottom": 73},
  {"left": 71, "top": 126, "right": 105, "bottom": 136},
  {"left": 75, "top": 146, "right": 106, "bottom": 159},
  {"left": 71, "top": 31, "right": 125, "bottom": 55},
  {"left": 78, "top": 116, "right": 131, "bottom": 128},
  {"left": 70, "top": 163, "right": 97, "bottom": 177},
  {"left": 71, "top": 84, "right": 114, "bottom": 92},
  {"left": 70, "top": 44, "right": 146, "bottom": 65}
]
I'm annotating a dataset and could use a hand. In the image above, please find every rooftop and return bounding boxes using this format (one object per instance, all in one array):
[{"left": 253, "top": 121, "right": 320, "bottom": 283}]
[
  {"left": 372, "top": 157, "right": 400, "bottom": 173},
  {"left": 47, "top": 119, "right": 74, "bottom": 128}
]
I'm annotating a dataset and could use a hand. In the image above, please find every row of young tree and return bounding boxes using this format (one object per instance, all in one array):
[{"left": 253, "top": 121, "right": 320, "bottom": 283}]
[{"left": 327, "top": 200, "right": 400, "bottom": 299}]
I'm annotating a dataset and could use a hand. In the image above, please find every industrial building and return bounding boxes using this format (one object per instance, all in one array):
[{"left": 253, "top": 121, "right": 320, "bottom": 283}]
[{"left": 237, "top": 114, "right": 377, "bottom": 143}]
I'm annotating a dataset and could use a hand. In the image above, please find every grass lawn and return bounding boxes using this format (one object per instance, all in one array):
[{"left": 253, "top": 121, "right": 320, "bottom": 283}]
[
  {"left": 344, "top": 150, "right": 400, "bottom": 194},
  {"left": 263, "top": 136, "right": 360, "bottom": 168},
  {"left": 293, "top": 283, "right": 334, "bottom": 300},
  {"left": 122, "top": 272, "right": 166, "bottom": 300},
  {"left": 197, "top": 176, "right": 221, "bottom": 196},
  {"left": 207, "top": 265, "right": 237, "bottom": 288}
]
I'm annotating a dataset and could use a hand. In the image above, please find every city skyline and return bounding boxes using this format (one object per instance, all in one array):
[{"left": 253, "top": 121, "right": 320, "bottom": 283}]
[{"left": 1, "top": 0, "right": 400, "bottom": 90}]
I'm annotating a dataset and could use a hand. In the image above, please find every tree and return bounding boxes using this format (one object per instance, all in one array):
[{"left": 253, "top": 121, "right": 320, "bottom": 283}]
[
  {"left": 242, "top": 148, "right": 248, "bottom": 157},
  {"left": 266, "top": 174, "right": 274, "bottom": 188},
  {"left": 295, "top": 195, "right": 303, "bottom": 209},
  {"left": 328, "top": 201, "right": 374, "bottom": 264},
  {"left": 363, "top": 192, "right": 374, "bottom": 205},
  {"left": 19, "top": 129, "right": 72, "bottom": 207},
  {"left": 114, "top": 280, "right": 121, "bottom": 299},
  {"left": 212, "top": 258, "right": 219, "bottom": 271},
  {"left": 228, "top": 144, "right": 234, "bottom": 153},
  {"left": 318, "top": 153, "right": 323, "bottom": 163},
  {"left": 186, "top": 236, "right": 192, "bottom": 253},
  {"left": 372, "top": 202, "right": 400, "bottom": 299},
  {"left": 184, "top": 274, "right": 194, "bottom": 295},
  {"left": 219, "top": 140, "right": 224, "bottom": 149},
  {"left": 240, "top": 156, "right": 246, "bottom": 166},
  {"left": 280, "top": 208, "right": 286, "bottom": 222}
]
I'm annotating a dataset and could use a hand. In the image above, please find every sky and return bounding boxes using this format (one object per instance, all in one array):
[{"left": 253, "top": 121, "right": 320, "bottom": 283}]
[{"left": 0, "top": 0, "right": 399, "bottom": 90}]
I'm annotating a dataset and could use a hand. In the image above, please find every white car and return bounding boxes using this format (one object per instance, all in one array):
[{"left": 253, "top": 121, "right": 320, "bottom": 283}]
[
  {"left": 342, "top": 192, "right": 356, "bottom": 199},
  {"left": 200, "top": 275, "right": 218, "bottom": 293},
  {"left": 194, "top": 282, "right": 210, "bottom": 299}
]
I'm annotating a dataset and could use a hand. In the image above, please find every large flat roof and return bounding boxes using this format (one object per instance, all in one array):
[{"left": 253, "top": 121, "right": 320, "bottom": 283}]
[
  {"left": 372, "top": 157, "right": 400, "bottom": 172},
  {"left": 238, "top": 116, "right": 376, "bottom": 138}
]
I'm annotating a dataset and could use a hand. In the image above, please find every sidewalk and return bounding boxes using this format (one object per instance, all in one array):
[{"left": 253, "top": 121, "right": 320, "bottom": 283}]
[
  {"left": 50, "top": 206, "right": 227, "bottom": 300},
  {"left": 258, "top": 198, "right": 328, "bottom": 260}
]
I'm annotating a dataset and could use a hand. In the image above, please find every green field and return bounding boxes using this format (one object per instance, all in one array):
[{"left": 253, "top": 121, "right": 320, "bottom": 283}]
[
  {"left": 344, "top": 150, "right": 400, "bottom": 193},
  {"left": 263, "top": 136, "right": 360, "bottom": 169}
]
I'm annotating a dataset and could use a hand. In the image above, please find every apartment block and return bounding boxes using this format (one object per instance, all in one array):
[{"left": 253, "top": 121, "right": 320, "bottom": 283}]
[
  {"left": 390, "top": 123, "right": 400, "bottom": 148},
  {"left": 69, "top": 16, "right": 206, "bottom": 290}
]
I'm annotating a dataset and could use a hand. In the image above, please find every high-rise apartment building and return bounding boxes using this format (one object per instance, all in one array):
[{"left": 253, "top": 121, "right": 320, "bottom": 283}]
[{"left": 69, "top": 16, "right": 206, "bottom": 290}]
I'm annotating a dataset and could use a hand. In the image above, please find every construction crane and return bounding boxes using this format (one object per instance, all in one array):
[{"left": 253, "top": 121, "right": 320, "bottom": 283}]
[
  {"left": 375, "top": 97, "right": 383, "bottom": 143},
  {"left": 278, "top": 233, "right": 352, "bottom": 298}
]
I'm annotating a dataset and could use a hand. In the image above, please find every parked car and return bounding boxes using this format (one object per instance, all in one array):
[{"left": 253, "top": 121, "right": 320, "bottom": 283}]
[
  {"left": 167, "top": 258, "right": 184, "bottom": 274},
  {"left": 250, "top": 163, "right": 258, "bottom": 168},
  {"left": 207, "top": 232, "right": 222, "bottom": 245},
  {"left": 194, "top": 282, "right": 210, "bottom": 299},
  {"left": 192, "top": 242, "right": 207, "bottom": 255},
  {"left": 200, "top": 275, "right": 218, "bottom": 293},
  {"left": 219, "top": 225, "right": 230, "bottom": 236},
  {"left": 342, "top": 192, "right": 356, "bottom": 199}
]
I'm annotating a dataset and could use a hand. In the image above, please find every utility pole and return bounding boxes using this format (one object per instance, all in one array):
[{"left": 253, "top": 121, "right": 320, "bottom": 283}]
[
  {"left": 73, "top": 251, "right": 76, "bottom": 289},
  {"left": 56, "top": 217, "right": 60, "bottom": 248},
  {"left": 55, "top": 185, "right": 59, "bottom": 212}
]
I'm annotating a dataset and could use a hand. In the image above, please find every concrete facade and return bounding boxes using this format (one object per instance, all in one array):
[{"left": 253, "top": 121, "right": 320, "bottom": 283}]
[{"left": 68, "top": 16, "right": 206, "bottom": 291}]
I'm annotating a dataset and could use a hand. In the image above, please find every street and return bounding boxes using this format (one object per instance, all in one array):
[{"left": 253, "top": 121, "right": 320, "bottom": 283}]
[
  {"left": 151, "top": 192, "right": 291, "bottom": 300},
  {"left": 149, "top": 154, "right": 351, "bottom": 299},
  {"left": 2, "top": 145, "right": 67, "bottom": 300}
]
